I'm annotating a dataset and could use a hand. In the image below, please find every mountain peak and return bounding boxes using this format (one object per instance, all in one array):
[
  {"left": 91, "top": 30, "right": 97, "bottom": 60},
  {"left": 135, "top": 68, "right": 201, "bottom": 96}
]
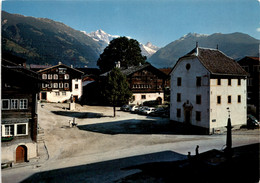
[{"left": 86, "top": 29, "right": 159, "bottom": 57}]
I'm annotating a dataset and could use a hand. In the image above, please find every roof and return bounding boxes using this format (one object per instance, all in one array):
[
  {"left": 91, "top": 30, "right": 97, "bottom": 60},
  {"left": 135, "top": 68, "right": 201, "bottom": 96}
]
[
  {"left": 2, "top": 65, "right": 45, "bottom": 85},
  {"left": 37, "top": 63, "right": 84, "bottom": 74},
  {"left": 172, "top": 47, "right": 248, "bottom": 77},
  {"left": 159, "top": 68, "right": 172, "bottom": 75},
  {"left": 101, "top": 63, "right": 167, "bottom": 78},
  {"left": 238, "top": 56, "right": 260, "bottom": 65}
]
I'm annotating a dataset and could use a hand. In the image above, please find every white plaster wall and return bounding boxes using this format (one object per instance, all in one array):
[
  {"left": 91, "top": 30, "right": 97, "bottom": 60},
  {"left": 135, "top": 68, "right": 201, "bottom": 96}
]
[
  {"left": 46, "top": 91, "right": 72, "bottom": 103},
  {"left": 1, "top": 142, "right": 37, "bottom": 163},
  {"left": 130, "top": 92, "right": 164, "bottom": 105},
  {"left": 45, "top": 79, "right": 82, "bottom": 103},
  {"left": 170, "top": 58, "right": 210, "bottom": 129},
  {"left": 209, "top": 78, "right": 247, "bottom": 132},
  {"left": 72, "top": 79, "right": 82, "bottom": 99}
]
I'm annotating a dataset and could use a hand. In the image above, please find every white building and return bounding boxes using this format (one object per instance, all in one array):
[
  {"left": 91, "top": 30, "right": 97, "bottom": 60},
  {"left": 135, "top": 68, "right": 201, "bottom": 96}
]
[
  {"left": 170, "top": 46, "right": 248, "bottom": 134},
  {"left": 38, "top": 63, "right": 84, "bottom": 103}
]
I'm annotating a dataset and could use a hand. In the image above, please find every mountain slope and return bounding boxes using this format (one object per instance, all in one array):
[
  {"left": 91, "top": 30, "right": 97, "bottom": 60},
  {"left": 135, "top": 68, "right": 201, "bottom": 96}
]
[
  {"left": 149, "top": 32, "right": 260, "bottom": 68},
  {"left": 2, "top": 11, "right": 102, "bottom": 67}
]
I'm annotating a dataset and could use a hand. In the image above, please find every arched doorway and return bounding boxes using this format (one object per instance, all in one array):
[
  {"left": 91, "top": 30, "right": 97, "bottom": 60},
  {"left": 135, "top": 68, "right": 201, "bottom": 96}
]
[
  {"left": 156, "top": 97, "right": 163, "bottom": 105},
  {"left": 16, "top": 145, "right": 27, "bottom": 163},
  {"left": 183, "top": 100, "right": 193, "bottom": 125}
]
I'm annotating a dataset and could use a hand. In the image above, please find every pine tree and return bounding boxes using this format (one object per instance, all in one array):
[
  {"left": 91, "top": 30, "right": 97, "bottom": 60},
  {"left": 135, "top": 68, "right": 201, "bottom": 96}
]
[{"left": 102, "top": 68, "right": 132, "bottom": 117}]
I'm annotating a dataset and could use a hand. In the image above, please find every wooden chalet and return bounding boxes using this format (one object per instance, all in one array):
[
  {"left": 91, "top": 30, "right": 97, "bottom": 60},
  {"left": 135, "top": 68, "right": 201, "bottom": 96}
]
[
  {"left": 1, "top": 54, "right": 42, "bottom": 165},
  {"left": 37, "top": 62, "right": 84, "bottom": 103}
]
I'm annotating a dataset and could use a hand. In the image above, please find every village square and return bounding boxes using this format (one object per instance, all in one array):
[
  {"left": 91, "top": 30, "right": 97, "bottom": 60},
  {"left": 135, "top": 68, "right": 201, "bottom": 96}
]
[{"left": 1, "top": 4, "right": 260, "bottom": 182}]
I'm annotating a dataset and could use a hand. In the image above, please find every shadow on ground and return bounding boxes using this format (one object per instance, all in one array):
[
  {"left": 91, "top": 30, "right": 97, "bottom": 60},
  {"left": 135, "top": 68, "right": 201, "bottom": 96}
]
[
  {"left": 77, "top": 119, "right": 208, "bottom": 135},
  {"left": 20, "top": 151, "right": 186, "bottom": 183},
  {"left": 51, "top": 111, "right": 110, "bottom": 118},
  {"left": 117, "top": 143, "right": 260, "bottom": 183}
]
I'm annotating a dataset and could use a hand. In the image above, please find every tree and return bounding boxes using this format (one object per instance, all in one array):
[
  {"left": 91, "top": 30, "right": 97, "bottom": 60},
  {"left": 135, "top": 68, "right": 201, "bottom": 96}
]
[
  {"left": 97, "top": 36, "right": 146, "bottom": 73},
  {"left": 101, "top": 68, "right": 132, "bottom": 117}
]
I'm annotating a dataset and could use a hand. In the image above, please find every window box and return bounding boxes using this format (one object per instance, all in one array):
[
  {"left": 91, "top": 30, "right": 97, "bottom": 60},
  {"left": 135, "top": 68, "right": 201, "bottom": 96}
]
[{"left": 1, "top": 136, "right": 14, "bottom": 142}]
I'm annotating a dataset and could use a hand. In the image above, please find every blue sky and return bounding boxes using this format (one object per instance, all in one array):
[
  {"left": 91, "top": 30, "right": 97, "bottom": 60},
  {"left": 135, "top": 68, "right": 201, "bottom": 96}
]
[{"left": 2, "top": 0, "right": 260, "bottom": 47}]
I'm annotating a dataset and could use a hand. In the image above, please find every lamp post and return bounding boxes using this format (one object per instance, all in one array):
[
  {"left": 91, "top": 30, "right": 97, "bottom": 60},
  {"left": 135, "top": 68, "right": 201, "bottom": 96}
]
[{"left": 225, "top": 107, "right": 233, "bottom": 158}]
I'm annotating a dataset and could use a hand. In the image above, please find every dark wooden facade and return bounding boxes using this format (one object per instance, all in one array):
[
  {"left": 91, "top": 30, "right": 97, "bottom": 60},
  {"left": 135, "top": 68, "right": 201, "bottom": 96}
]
[
  {"left": 125, "top": 65, "right": 166, "bottom": 93},
  {"left": 238, "top": 56, "right": 260, "bottom": 120},
  {"left": 2, "top": 55, "right": 42, "bottom": 163}
]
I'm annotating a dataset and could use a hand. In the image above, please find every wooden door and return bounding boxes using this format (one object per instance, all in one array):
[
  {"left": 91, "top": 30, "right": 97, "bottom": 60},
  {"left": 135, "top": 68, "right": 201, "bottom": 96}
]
[{"left": 16, "top": 146, "right": 26, "bottom": 163}]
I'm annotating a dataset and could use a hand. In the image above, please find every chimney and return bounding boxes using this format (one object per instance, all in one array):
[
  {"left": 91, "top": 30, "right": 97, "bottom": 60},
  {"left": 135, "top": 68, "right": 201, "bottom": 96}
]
[
  {"left": 195, "top": 42, "right": 199, "bottom": 56},
  {"left": 71, "top": 65, "right": 73, "bottom": 68},
  {"left": 58, "top": 61, "right": 62, "bottom": 65},
  {"left": 115, "top": 61, "right": 120, "bottom": 68},
  {"left": 216, "top": 44, "right": 219, "bottom": 50}
]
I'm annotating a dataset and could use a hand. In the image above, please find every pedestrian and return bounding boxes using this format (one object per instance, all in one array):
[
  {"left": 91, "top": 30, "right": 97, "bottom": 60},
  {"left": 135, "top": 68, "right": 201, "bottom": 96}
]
[
  {"left": 195, "top": 145, "right": 199, "bottom": 155},
  {"left": 187, "top": 151, "right": 191, "bottom": 159}
]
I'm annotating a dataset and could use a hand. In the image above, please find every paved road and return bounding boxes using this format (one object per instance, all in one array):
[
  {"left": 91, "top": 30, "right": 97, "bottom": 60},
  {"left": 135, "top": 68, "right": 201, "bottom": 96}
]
[{"left": 2, "top": 104, "right": 259, "bottom": 183}]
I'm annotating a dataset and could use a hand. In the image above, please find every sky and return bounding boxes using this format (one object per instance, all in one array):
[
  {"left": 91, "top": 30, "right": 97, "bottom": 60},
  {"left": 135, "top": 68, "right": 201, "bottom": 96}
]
[{"left": 2, "top": 0, "right": 260, "bottom": 47}]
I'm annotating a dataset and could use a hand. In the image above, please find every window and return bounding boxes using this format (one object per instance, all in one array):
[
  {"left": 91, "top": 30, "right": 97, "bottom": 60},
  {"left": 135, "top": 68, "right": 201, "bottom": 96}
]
[
  {"left": 16, "top": 124, "right": 27, "bottom": 135},
  {"left": 177, "top": 93, "right": 181, "bottom": 102},
  {"left": 228, "top": 78, "right": 231, "bottom": 86},
  {"left": 247, "top": 78, "right": 253, "bottom": 86},
  {"left": 132, "top": 96, "right": 135, "bottom": 101},
  {"left": 217, "top": 96, "right": 221, "bottom": 104},
  {"left": 196, "top": 111, "right": 201, "bottom": 121},
  {"left": 196, "top": 77, "right": 201, "bottom": 86},
  {"left": 177, "top": 77, "right": 182, "bottom": 86},
  {"left": 3, "top": 125, "right": 14, "bottom": 136},
  {"left": 196, "top": 95, "right": 201, "bottom": 104},
  {"left": 11, "top": 99, "right": 19, "bottom": 109},
  {"left": 64, "top": 83, "right": 69, "bottom": 88},
  {"left": 186, "top": 63, "right": 191, "bottom": 70},
  {"left": 242, "top": 66, "right": 249, "bottom": 72},
  {"left": 42, "top": 74, "right": 47, "bottom": 79},
  {"left": 55, "top": 92, "right": 60, "bottom": 96},
  {"left": 53, "top": 74, "right": 58, "bottom": 80},
  {"left": 254, "top": 65, "right": 260, "bottom": 72},
  {"left": 2, "top": 99, "right": 10, "bottom": 110},
  {"left": 177, "top": 108, "right": 181, "bottom": 118},
  {"left": 42, "top": 83, "right": 46, "bottom": 88},
  {"left": 238, "top": 79, "right": 241, "bottom": 86},
  {"left": 2, "top": 123, "right": 28, "bottom": 137},
  {"left": 48, "top": 74, "right": 52, "bottom": 80},
  {"left": 48, "top": 83, "right": 52, "bottom": 88},
  {"left": 59, "top": 83, "right": 63, "bottom": 88},
  {"left": 20, "top": 99, "right": 28, "bottom": 109},
  {"left": 217, "top": 78, "right": 221, "bottom": 85},
  {"left": 238, "top": 95, "right": 241, "bottom": 103},
  {"left": 228, "top": 96, "right": 232, "bottom": 104},
  {"left": 75, "top": 84, "right": 79, "bottom": 89},
  {"left": 141, "top": 95, "right": 146, "bottom": 99},
  {"left": 53, "top": 83, "right": 58, "bottom": 88},
  {"left": 62, "top": 92, "right": 66, "bottom": 96},
  {"left": 64, "top": 74, "right": 69, "bottom": 80}
]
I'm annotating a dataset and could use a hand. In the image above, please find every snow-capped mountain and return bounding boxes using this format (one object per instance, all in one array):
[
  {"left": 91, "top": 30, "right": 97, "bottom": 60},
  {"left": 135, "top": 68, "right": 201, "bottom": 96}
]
[
  {"left": 84, "top": 29, "right": 119, "bottom": 45},
  {"left": 140, "top": 42, "right": 160, "bottom": 58},
  {"left": 84, "top": 29, "right": 159, "bottom": 57}
]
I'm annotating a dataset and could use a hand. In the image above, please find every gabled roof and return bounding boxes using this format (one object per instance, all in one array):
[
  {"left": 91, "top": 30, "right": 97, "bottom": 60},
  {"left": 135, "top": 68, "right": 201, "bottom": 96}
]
[
  {"left": 101, "top": 63, "right": 167, "bottom": 78},
  {"left": 172, "top": 47, "right": 248, "bottom": 76},
  {"left": 238, "top": 56, "right": 260, "bottom": 65},
  {"left": 37, "top": 63, "right": 84, "bottom": 74}
]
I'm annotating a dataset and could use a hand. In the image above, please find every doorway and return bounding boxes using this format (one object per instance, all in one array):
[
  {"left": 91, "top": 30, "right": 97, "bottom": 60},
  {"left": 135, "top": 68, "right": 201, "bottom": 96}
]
[
  {"left": 16, "top": 145, "right": 27, "bottom": 163},
  {"left": 185, "top": 110, "right": 191, "bottom": 124},
  {"left": 41, "top": 92, "right": 47, "bottom": 100}
]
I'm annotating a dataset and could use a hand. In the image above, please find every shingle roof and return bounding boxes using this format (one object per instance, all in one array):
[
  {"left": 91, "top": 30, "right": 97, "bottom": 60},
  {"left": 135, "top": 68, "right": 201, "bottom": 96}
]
[
  {"left": 179, "top": 47, "right": 248, "bottom": 76},
  {"left": 101, "top": 63, "right": 167, "bottom": 78},
  {"left": 120, "top": 63, "right": 151, "bottom": 76},
  {"left": 37, "top": 63, "right": 84, "bottom": 74}
]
